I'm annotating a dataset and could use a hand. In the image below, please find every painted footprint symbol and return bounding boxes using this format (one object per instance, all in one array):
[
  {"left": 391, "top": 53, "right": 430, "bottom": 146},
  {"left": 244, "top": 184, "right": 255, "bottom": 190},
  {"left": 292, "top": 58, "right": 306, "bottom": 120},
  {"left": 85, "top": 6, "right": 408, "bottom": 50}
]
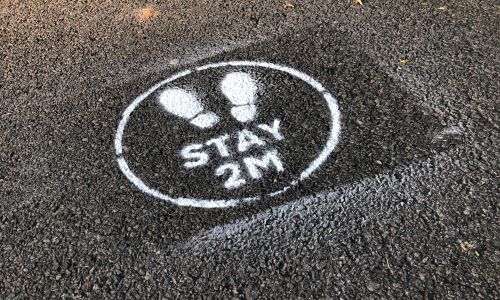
[
  {"left": 157, "top": 88, "right": 220, "bottom": 129},
  {"left": 220, "top": 72, "right": 258, "bottom": 123},
  {"left": 158, "top": 72, "right": 258, "bottom": 127}
]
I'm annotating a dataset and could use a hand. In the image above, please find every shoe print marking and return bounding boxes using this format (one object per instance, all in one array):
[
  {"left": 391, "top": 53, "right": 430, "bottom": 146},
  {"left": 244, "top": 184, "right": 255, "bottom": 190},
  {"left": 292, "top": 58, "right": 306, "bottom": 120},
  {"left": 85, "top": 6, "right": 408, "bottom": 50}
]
[
  {"left": 220, "top": 71, "right": 258, "bottom": 123},
  {"left": 157, "top": 88, "right": 219, "bottom": 129}
]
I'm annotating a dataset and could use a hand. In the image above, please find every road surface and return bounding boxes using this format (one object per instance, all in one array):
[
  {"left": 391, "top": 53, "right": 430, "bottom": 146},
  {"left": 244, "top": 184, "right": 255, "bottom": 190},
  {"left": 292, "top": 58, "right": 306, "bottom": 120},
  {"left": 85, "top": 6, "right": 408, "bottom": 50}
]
[{"left": 1, "top": 0, "right": 498, "bottom": 298}]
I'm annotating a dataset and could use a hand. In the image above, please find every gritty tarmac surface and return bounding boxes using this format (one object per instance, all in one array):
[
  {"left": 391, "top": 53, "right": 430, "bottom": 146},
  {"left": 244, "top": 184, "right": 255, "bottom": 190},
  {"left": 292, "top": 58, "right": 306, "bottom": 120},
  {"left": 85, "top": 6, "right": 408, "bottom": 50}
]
[{"left": 0, "top": 0, "right": 499, "bottom": 299}]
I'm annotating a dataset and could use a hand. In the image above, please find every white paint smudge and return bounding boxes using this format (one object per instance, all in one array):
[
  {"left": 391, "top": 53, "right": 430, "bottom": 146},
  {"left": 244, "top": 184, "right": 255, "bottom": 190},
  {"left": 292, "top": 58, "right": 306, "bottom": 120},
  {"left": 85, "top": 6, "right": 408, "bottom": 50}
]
[
  {"left": 431, "top": 126, "right": 464, "bottom": 142},
  {"left": 439, "top": 126, "right": 462, "bottom": 135},
  {"left": 176, "top": 150, "right": 453, "bottom": 253}
]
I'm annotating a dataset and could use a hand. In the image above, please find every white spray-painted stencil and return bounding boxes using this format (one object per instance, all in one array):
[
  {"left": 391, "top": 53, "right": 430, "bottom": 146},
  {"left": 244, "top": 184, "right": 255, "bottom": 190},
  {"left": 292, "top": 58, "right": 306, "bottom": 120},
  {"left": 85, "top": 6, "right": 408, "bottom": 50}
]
[
  {"left": 158, "top": 88, "right": 220, "bottom": 129},
  {"left": 115, "top": 61, "right": 341, "bottom": 208},
  {"left": 159, "top": 72, "right": 282, "bottom": 190},
  {"left": 221, "top": 72, "right": 258, "bottom": 123},
  {"left": 180, "top": 119, "right": 285, "bottom": 189}
]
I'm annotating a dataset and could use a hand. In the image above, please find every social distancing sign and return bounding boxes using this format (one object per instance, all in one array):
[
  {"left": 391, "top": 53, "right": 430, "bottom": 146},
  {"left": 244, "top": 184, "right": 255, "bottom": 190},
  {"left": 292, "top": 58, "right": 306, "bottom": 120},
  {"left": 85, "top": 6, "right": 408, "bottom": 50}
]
[{"left": 115, "top": 61, "right": 341, "bottom": 208}]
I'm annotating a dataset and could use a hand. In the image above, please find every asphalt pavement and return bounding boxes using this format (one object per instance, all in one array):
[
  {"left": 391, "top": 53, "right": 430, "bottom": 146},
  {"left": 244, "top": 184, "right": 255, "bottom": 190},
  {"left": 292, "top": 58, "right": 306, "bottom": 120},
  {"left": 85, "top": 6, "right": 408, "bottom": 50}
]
[{"left": 0, "top": 0, "right": 498, "bottom": 298}]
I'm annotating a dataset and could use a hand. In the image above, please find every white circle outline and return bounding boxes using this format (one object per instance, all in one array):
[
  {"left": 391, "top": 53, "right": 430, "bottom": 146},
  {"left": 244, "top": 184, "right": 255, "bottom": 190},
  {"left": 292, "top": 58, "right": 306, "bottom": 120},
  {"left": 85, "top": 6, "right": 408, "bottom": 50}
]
[{"left": 115, "top": 61, "right": 341, "bottom": 208}]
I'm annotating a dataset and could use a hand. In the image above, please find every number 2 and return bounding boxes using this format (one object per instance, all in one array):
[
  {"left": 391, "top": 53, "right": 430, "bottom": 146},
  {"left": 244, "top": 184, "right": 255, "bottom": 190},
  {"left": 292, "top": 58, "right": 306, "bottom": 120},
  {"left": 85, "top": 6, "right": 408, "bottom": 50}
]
[{"left": 215, "top": 163, "right": 246, "bottom": 189}]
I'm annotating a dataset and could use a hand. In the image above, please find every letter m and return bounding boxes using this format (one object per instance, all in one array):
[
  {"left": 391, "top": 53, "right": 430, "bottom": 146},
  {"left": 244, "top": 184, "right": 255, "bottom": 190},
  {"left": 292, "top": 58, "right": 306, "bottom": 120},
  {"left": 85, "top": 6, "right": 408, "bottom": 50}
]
[{"left": 243, "top": 150, "right": 284, "bottom": 180}]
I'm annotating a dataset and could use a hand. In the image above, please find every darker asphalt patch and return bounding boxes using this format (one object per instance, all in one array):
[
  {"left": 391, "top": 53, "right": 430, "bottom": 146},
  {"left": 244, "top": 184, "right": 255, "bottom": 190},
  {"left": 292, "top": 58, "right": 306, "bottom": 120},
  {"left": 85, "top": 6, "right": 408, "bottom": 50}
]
[{"left": 111, "top": 31, "right": 458, "bottom": 210}]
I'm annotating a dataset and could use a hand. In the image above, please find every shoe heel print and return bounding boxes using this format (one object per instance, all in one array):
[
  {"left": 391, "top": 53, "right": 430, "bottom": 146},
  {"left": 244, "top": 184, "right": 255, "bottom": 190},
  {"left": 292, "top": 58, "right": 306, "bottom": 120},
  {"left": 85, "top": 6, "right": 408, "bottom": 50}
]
[{"left": 220, "top": 71, "right": 258, "bottom": 123}]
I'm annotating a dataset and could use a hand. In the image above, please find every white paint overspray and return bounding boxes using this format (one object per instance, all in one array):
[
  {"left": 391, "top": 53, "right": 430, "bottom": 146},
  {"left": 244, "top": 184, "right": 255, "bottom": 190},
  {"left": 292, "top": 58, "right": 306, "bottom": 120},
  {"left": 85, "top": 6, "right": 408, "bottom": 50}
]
[
  {"left": 174, "top": 151, "right": 447, "bottom": 256},
  {"left": 115, "top": 61, "right": 341, "bottom": 208}
]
